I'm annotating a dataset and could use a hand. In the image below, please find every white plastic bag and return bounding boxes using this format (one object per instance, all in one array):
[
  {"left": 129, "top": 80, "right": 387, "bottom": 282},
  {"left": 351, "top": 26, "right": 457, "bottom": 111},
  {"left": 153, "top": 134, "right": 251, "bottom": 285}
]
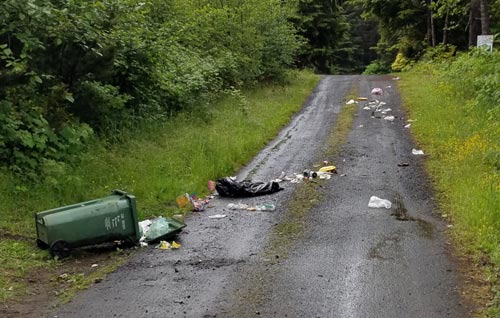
[
  {"left": 368, "top": 196, "right": 392, "bottom": 209},
  {"left": 412, "top": 148, "right": 424, "bottom": 155}
]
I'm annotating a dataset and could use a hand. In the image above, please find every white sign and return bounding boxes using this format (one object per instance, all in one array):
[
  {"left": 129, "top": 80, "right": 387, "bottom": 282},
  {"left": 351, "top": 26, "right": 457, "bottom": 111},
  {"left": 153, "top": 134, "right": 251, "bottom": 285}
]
[{"left": 477, "top": 35, "right": 494, "bottom": 52}]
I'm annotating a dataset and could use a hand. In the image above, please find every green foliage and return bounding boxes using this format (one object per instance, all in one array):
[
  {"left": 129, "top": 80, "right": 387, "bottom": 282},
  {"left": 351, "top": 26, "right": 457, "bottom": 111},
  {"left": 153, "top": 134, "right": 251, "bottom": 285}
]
[
  {"left": 419, "top": 44, "right": 457, "bottom": 62},
  {"left": 440, "top": 49, "right": 500, "bottom": 120},
  {"left": 363, "top": 60, "right": 390, "bottom": 74},
  {"left": 0, "top": 0, "right": 302, "bottom": 178},
  {"left": 391, "top": 52, "right": 411, "bottom": 71},
  {"left": 292, "top": 0, "right": 378, "bottom": 74}
]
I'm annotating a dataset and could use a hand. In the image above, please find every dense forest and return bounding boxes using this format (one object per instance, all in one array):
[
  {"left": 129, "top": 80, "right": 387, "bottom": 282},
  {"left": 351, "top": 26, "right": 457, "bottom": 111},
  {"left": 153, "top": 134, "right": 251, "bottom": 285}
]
[{"left": 1, "top": 0, "right": 499, "bottom": 179}]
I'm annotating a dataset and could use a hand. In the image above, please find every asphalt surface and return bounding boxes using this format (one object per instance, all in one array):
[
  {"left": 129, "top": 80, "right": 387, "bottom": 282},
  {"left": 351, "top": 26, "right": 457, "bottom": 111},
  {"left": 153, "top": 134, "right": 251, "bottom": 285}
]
[{"left": 52, "top": 75, "right": 469, "bottom": 318}]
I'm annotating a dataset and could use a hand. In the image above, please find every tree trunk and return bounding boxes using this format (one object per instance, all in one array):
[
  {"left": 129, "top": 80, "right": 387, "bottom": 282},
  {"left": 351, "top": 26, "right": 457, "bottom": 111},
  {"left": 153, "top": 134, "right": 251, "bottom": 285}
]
[
  {"left": 430, "top": 7, "right": 436, "bottom": 47},
  {"left": 468, "top": 0, "right": 481, "bottom": 47},
  {"left": 426, "top": 0, "right": 432, "bottom": 46},
  {"left": 480, "top": 0, "right": 490, "bottom": 34},
  {"left": 443, "top": 8, "right": 449, "bottom": 45}
]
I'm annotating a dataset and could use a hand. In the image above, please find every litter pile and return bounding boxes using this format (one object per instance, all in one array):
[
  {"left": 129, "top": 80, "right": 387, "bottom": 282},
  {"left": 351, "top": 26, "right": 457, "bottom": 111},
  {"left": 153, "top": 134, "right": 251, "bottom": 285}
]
[
  {"left": 215, "top": 177, "right": 283, "bottom": 197},
  {"left": 138, "top": 216, "right": 186, "bottom": 246},
  {"left": 362, "top": 97, "right": 395, "bottom": 122},
  {"left": 176, "top": 193, "right": 213, "bottom": 212}
]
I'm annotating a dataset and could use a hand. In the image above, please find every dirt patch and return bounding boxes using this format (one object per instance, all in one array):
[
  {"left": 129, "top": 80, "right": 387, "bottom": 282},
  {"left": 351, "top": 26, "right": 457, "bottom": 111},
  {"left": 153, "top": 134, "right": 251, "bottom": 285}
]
[
  {"left": 0, "top": 244, "right": 131, "bottom": 318},
  {"left": 0, "top": 229, "right": 33, "bottom": 242}
]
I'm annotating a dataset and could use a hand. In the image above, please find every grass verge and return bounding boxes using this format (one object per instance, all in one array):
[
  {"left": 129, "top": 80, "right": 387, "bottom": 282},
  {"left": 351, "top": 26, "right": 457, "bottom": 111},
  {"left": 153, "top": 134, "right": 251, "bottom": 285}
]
[
  {"left": 0, "top": 70, "right": 320, "bottom": 305},
  {"left": 398, "top": 70, "right": 500, "bottom": 317}
]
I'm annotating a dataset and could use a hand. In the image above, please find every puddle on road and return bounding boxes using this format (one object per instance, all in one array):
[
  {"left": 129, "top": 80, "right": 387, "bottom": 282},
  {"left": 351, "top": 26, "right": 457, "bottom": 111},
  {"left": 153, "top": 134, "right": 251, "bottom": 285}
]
[{"left": 392, "top": 193, "right": 434, "bottom": 239}]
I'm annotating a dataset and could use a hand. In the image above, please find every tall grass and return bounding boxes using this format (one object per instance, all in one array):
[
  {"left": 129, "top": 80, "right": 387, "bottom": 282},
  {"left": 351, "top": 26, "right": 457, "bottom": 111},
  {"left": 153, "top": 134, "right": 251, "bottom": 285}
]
[
  {"left": 0, "top": 70, "right": 320, "bottom": 235},
  {"left": 398, "top": 51, "right": 500, "bottom": 315}
]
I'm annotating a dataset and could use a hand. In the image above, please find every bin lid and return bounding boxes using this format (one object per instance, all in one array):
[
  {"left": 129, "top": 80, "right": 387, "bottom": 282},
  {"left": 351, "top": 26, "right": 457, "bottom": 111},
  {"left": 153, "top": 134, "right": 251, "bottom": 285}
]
[{"left": 142, "top": 217, "right": 186, "bottom": 243}]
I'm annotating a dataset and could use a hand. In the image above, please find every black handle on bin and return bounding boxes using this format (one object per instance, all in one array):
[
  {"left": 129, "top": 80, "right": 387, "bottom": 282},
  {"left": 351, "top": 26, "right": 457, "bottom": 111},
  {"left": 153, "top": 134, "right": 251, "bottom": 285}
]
[{"left": 112, "top": 189, "right": 127, "bottom": 196}]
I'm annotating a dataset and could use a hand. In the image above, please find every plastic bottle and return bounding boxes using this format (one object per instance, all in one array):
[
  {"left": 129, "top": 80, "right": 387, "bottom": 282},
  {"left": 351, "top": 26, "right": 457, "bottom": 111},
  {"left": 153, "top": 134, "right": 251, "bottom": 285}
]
[{"left": 256, "top": 204, "right": 276, "bottom": 211}]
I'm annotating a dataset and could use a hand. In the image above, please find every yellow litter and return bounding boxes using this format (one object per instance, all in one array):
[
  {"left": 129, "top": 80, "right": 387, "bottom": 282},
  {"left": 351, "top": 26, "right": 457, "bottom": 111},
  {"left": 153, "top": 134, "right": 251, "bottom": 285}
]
[{"left": 319, "top": 165, "right": 337, "bottom": 173}]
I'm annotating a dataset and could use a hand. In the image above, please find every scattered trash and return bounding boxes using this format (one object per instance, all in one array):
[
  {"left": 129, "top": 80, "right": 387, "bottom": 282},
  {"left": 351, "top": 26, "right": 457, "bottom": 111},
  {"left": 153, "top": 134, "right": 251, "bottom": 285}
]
[
  {"left": 215, "top": 177, "right": 283, "bottom": 197},
  {"left": 322, "top": 160, "right": 329, "bottom": 165},
  {"left": 157, "top": 241, "right": 169, "bottom": 250},
  {"left": 255, "top": 203, "right": 276, "bottom": 211},
  {"left": 393, "top": 76, "right": 401, "bottom": 80},
  {"left": 368, "top": 196, "right": 392, "bottom": 209},
  {"left": 171, "top": 241, "right": 181, "bottom": 249},
  {"left": 227, "top": 203, "right": 249, "bottom": 210},
  {"left": 412, "top": 149, "right": 425, "bottom": 155},
  {"left": 189, "top": 194, "right": 210, "bottom": 212},
  {"left": 386, "top": 85, "right": 392, "bottom": 88},
  {"left": 140, "top": 242, "right": 149, "bottom": 247},
  {"left": 407, "top": 119, "right": 415, "bottom": 123},
  {"left": 207, "top": 180, "right": 216, "bottom": 192},
  {"left": 145, "top": 217, "right": 170, "bottom": 241},
  {"left": 371, "top": 88, "right": 384, "bottom": 95},
  {"left": 383, "top": 115, "right": 395, "bottom": 121},
  {"left": 91, "top": 264, "right": 98, "bottom": 268},
  {"left": 319, "top": 165, "right": 337, "bottom": 173},
  {"left": 272, "top": 171, "right": 288, "bottom": 183},
  {"left": 358, "top": 125, "right": 364, "bottom": 128},
  {"left": 382, "top": 108, "right": 392, "bottom": 112},
  {"left": 303, "top": 169, "right": 318, "bottom": 178},
  {"left": 340, "top": 173, "right": 347, "bottom": 177},
  {"left": 209, "top": 214, "right": 227, "bottom": 219},
  {"left": 156, "top": 240, "right": 181, "bottom": 250},
  {"left": 290, "top": 174, "right": 304, "bottom": 183},
  {"left": 138, "top": 219, "right": 153, "bottom": 236},
  {"left": 363, "top": 106, "right": 371, "bottom": 110},
  {"left": 346, "top": 99, "right": 357, "bottom": 105},
  {"left": 59, "top": 273, "right": 68, "bottom": 279},
  {"left": 141, "top": 216, "right": 186, "bottom": 243},
  {"left": 357, "top": 97, "right": 368, "bottom": 101},
  {"left": 404, "top": 124, "right": 411, "bottom": 128},
  {"left": 397, "top": 162, "right": 410, "bottom": 167},
  {"left": 318, "top": 172, "right": 332, "bottom": 180},
  {"left": 176, "top": 194, "right": 190, "bottom": 208}
]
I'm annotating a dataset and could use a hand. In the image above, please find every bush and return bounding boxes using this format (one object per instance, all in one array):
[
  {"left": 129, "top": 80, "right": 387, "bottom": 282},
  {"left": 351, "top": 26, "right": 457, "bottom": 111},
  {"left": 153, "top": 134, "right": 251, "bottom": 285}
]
[
  {"left": 442, "top": 49, "right": 500, "bottom": 120},
  {"left": 391, "top": 52, "right": 412, "bottom": 72},
  {"left": 0, "top": 0, "right": 302, "bottom": 178},
  {"left": 363, "top": 60, "right": 391, "bottom": 74}
]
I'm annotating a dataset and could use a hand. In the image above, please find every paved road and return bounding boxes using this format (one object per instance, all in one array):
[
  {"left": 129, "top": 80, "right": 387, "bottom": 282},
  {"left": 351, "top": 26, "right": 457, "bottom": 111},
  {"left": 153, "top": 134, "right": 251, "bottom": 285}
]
[{"left": 52, "top": 75, "right": 469, "bottom": 318}]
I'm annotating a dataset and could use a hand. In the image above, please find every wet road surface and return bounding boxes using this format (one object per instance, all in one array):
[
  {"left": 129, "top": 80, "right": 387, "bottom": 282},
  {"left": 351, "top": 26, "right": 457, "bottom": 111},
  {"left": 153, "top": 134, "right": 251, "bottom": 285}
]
[{"left": 52, "top": 75, "right": 469, "bottom": 318}]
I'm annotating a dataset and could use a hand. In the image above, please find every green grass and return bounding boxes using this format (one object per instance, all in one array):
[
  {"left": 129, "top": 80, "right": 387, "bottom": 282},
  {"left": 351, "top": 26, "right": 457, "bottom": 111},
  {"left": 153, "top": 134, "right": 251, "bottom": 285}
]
[
  {"left": 398, "top": 70, "right": 500, "bottom": 316},
  {"left": 0, "top": 70, "right": 320, "bottom": 303}
]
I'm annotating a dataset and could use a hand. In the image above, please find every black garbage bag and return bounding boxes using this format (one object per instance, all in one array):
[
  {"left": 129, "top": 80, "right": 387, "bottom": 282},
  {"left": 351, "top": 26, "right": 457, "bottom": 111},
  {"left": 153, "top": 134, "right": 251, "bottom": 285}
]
[{"left": 215, "top": 177, "right": 283, "bottom": 197}]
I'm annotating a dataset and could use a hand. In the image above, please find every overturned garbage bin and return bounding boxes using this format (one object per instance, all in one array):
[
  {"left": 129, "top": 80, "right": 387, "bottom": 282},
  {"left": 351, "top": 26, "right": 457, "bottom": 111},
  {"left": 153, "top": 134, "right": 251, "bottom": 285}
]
[{"left": 35, "top": 190, "right": 141, "bottom": 258}]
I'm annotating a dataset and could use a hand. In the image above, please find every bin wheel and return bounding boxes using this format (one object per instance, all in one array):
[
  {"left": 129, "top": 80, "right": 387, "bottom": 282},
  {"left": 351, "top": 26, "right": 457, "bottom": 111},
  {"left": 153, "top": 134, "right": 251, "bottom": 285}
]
[
  {"left": 50, "top": 240, "right": 71, "bottom": 259},
  {"left": 36, "top": 239, "right": 49, "bottom": 250}
]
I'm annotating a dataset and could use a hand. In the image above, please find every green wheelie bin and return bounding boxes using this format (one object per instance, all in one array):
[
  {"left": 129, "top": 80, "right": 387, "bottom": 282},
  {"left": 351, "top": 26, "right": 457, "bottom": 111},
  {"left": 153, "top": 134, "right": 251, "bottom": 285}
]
[{"left": 35, "top": 190, "right": 141, "bottom": 258}]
